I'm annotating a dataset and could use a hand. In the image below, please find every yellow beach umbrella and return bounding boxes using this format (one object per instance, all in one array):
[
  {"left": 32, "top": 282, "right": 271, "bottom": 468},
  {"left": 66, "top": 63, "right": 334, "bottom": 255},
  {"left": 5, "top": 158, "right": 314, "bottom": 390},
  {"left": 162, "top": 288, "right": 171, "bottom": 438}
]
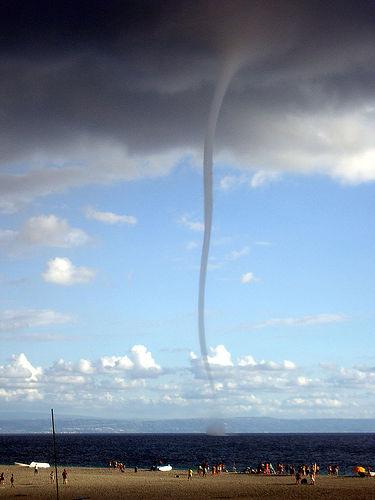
[{"left": 353, "top": 466, "right": 366, "bottom": 475}]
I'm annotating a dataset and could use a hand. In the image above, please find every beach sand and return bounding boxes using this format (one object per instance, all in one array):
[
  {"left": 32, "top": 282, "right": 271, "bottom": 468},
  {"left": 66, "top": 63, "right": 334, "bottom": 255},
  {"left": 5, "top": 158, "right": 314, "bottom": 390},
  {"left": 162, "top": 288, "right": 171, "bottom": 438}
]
[{"left": 0, "top": 466, "right": 374, "bottom": 499}]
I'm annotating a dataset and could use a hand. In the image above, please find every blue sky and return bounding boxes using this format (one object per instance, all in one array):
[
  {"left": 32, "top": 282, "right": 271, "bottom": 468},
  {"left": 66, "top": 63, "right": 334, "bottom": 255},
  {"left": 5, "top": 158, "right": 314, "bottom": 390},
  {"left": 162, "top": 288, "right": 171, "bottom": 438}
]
[
  {"left": 1, "top": 0, "right": 375, "bottom": 420},
  {"left": 1, "top": 162, "right": 374, "bottom": 419}
]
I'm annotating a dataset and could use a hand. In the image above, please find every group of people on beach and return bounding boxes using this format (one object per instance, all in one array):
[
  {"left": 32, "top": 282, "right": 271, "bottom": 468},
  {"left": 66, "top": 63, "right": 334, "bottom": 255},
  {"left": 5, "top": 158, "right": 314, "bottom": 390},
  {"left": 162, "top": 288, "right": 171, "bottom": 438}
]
[
  {"left": 327, "top": 464, "right": 339, "bottom": 475},
  {"left": 0, "top": 468, "right": 68, "bottom": 489},
  {"left": 294, "top": 464, "right": 319, "bottom": 485},
  {"left": 197, "top": 461, "right": 226, "bottom": 476},
  {"left": 0, "top": 471, "right": 15, "bottom": 487},
  {"left": 109, "top": 460, "right": 126, "bottom": 472},
  {"left": 184, "top": 461, "right": 319, "bottom": 485},
  {"left": 241, "top": 462, "right": 320, "bottom": 485},
  {"left": 240, "top": 462, "right": 321, "bottom": 478}
]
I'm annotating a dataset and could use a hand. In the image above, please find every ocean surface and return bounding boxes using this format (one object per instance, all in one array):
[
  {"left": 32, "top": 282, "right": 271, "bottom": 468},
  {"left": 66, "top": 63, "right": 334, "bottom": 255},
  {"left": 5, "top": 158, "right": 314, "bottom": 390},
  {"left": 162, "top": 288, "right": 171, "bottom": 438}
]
[{"left": 0, "top": 434, "right": 374, "bottom": 475}]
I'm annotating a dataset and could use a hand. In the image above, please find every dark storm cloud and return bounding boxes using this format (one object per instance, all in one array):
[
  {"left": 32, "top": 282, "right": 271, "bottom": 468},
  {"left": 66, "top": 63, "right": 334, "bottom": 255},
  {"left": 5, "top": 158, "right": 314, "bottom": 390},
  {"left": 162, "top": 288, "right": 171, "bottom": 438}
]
[{"left": 1, "top": 0, "right": 375, "bottom": 209}]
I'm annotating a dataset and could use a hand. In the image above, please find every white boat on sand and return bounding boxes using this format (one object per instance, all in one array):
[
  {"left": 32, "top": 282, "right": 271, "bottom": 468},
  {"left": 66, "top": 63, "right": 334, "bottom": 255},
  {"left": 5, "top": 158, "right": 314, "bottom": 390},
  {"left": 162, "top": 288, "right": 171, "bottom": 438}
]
[
  {"left": 15, "top": 461, "right": 50, "bottom": 468},
  {"left": 157, "top": 465, "right": 172, "bottom": 472}
]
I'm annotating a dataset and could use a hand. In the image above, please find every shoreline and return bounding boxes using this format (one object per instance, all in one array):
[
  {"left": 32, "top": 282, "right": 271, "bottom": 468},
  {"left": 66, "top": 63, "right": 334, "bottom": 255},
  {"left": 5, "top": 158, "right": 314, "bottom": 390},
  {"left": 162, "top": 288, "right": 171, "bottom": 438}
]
[
  {"left": 0, "top": 465, "right": 375, "bottom": 499},
  {"left": 0, "top": 464, "right": 359, "bottom": 476}
]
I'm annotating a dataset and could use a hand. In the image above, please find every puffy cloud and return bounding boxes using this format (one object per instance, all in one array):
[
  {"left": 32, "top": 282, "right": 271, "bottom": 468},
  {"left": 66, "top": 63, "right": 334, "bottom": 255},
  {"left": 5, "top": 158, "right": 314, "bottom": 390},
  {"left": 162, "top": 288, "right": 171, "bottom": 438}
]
[
  {"left": 241, "top": 272, "right": 255, "bottom": 284},
  {"left": 85, "top": 206, "right": 137, "bottom": 225},
  {"left": 0, "top": 309, "right": 72, "bottom": 333},
  {"left": 0, "top": 215, "right": 89, "bottom": 251},
  {"left": 207, "top": 345, "right": 233, "bottom": 367},
  {"left": 250, "top": 170, "right": 281, "bottom": 188},
  {"left": 296, "top": 376, "right": 313, "bottom": 386},
  {"left": 77, "top": 359, "right": 95, "bottom": 374},
  {"left": 333, "top": 148, "right": 375, "bottom": 184},
  {"left": 189, "top": 346, "right": 232, "bottom": 370},
  {"left": 220, "top": 171, "right": 281, "bottom": 191},
  {"left": 48, "top": 358, "right": 95, "bottom": 376},
  {"left": 21, "top": 215, "right": 88, "bottom": 247},
  {"left": 333, "top": 366, "right": 375, "bottom": 389},
  {"left": 1, "top": 348, "right": 375, "bottom": 417},
  {"left": 0, "top": 353, "right": 43, "bottom": 382},
  {"left": 99, "top": 355, "right": 134, "bottom": 371},
  {"left": 99, "top": 345, "right": 161, "bottom": 377},
  {"left": 130, "top": 345, "right": 161, "bottom": 373},
  {"left": 0, "top": 354, "right": 44, "bottom": 401},
  {"left": 190, "top": 345, "right": 296, "bottom": 383},
  {"left": 238, "top": 356, "right": 296, "bottom": 371},
  {"left": 42, "top": 257, "right": 95, "bottom": 286},
  {"left": 35, "top": 346, "right": 163, "bottom": 404},
  {"left": 0, "top": 388, "right": 43, "bottom": 401}
]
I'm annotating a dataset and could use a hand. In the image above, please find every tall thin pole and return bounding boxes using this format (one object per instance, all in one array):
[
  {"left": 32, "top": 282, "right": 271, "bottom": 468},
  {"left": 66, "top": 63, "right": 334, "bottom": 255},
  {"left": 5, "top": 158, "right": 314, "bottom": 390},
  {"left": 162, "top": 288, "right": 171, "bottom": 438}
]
[{"left": 51, "top": 409, "right": 59, "bottom": 500}]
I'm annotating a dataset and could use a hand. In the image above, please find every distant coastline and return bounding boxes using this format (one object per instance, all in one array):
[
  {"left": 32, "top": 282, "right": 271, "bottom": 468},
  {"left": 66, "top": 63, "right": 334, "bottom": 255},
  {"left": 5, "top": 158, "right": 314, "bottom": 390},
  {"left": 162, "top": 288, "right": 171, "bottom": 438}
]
[{"left": 0, "top": 415, "right": 375, "bottom": 434}]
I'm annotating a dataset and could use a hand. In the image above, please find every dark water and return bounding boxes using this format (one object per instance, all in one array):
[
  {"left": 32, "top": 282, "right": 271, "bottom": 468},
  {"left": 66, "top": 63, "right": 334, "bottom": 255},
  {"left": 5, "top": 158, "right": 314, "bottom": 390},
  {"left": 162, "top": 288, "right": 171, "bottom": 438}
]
[{"left": 0, "top": 434, "right": 374, "bottom": 475}]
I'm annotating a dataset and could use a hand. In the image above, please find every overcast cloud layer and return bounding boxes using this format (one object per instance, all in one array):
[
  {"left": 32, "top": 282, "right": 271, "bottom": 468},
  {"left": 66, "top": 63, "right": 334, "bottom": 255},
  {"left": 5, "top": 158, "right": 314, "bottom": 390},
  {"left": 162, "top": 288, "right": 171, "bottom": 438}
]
[{"left": 1, "top": 0, "right": 375, "bottom": 211}]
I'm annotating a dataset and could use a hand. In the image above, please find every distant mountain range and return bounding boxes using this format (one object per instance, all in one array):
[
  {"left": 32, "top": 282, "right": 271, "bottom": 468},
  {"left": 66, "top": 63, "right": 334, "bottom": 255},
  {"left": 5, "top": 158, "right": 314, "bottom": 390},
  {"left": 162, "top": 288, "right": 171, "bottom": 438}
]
[{"left": 0, "top": 414, "right": 374, "bottom": 434}]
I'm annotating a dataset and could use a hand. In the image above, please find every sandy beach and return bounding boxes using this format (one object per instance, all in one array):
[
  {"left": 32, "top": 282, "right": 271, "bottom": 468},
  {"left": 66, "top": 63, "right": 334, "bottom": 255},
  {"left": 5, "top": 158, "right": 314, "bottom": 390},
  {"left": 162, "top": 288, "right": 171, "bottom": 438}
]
[{"left": 0, "top": 466, "right": 374, "bottom": 499}]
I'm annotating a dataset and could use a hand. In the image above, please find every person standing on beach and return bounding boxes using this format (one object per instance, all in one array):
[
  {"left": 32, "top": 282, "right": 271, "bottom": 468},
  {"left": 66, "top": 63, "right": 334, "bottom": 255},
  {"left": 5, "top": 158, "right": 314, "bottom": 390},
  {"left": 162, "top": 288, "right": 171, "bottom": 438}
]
[
  {"left": 188, "top": 469, "right": 193, "bottom": 480},
  {"left": 0, "top": 472, "right": 4, "bottom": 486},
  {"left": 50, "top": 471, "right": 55, "bottom": 483},
  {"left": 62, "top": 469, "right": 68, "bottom": 484},
  {"left": 295, "top": 470, "right": 301, "bottom": 484},
  {"left": 10, "top": 474, "right": 14, "bottom": 488}
]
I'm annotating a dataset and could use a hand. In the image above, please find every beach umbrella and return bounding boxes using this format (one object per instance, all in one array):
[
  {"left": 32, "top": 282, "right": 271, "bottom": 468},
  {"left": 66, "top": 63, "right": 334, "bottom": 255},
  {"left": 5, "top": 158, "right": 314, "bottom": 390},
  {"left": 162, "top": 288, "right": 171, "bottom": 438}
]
[{"left": 353, "top": 466, "right": 366, "bottom": 476}]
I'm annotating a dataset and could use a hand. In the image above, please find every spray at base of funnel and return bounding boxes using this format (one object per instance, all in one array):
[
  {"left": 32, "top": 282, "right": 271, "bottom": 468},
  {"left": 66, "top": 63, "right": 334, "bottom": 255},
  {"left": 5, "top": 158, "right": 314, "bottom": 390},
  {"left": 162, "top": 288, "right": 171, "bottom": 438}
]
[
  {"left": 206, "top": 419, "right": 226, "bottom": 436},
  {"left": 198, "top": 56, "right": 243, "bottom": 393}
]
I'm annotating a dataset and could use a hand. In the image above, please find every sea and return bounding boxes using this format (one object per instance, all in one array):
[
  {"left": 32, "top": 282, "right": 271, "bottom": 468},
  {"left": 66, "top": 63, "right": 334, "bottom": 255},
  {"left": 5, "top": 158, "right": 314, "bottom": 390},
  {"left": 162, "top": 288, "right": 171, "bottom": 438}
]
[{"left": 0, "top": 433, "right": 374, "bottom": 475}]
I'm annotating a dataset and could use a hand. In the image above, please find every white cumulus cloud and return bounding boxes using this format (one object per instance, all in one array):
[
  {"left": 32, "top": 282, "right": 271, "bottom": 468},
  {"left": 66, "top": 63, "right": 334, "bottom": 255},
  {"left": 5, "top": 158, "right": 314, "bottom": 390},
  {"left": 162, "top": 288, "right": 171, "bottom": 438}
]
[
  {"left": 238, "top": 355, "right": 296, "bottom": 371},
  {"left": 85, "top": 206, "right": 137, "bottom": 225},
  {"left": 20, "top": 215, "right": 88, "bottom": 247},
  {"left": 241, "top": 272, "right": 255, "bottom": 284},
  {"left": 207, "top": 345, "right": 233, "bottom": 367},
  {"left": 250, "top": 170, "right": 281, "bottom": 188},
  {"left": 130, "top": 345, "right": 161, "bottom": 371},
  {"left": 42, "top": 257, "right": 95, "bottom": 286},
  {"left": 99, "top": 345, "right": 161, "bottom": 377},
  {"left": 100, "top": 355, "right": 134, "bottom": 371},
  {"left": 0, "top": 347, "right": 374, "bottom": 418},
  {"left": 0, "top": 215, "right": 89, "bottom": 252},
  {"left": 0, "top": 353, "right": 43, "bottom": 382}
]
